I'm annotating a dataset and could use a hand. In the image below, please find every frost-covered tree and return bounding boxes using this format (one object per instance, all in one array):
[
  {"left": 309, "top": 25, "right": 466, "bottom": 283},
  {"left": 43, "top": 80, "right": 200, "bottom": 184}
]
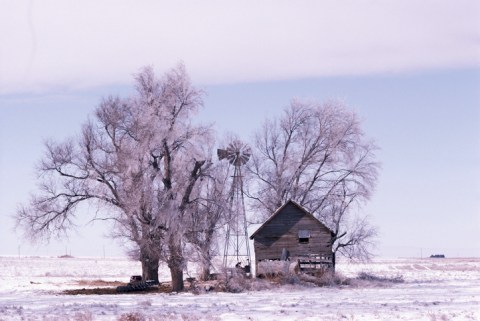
[
  {"left": 183, "top": 160, "right": 230, "bottom": 281},
  {"left": 247, "top": 99, "right": 379, "bottom": 267},
  {"left": 16, "top": 64, "right": 212, "bottom": 291}
]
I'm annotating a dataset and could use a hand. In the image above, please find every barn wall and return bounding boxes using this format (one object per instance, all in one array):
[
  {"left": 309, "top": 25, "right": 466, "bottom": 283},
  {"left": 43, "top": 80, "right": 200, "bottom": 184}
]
[{"left": 253, "top": 203, "right": 332, "bottom": 263}]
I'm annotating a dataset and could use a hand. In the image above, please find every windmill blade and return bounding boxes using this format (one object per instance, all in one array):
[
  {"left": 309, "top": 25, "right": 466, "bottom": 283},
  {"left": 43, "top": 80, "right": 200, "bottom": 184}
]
[
  {"left": 238, "top": 145, "right": 251, "bottom": 165},
  {"left": 219, "top": 140, "right": 251, "bottom": 166},
  {"left": 227, "top": 153, "right": 238, "bottom": 164},
  {"left": 240, "top": 154, "right": 250, "bottom": 164},
  {"left": 228, "top": 140, "right": 243, "bottom": 153}
]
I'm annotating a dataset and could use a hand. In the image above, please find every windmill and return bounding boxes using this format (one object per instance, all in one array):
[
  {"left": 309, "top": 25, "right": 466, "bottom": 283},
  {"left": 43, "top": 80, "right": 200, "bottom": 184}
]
[{"left": 217, "top": 140, "right": 252, "bottom": 271}]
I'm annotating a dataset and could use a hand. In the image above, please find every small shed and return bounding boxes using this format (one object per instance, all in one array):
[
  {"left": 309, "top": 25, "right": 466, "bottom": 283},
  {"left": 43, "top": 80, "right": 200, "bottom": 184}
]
[{"left": 250, "top": 200, "right": 334, "bottom": 275}]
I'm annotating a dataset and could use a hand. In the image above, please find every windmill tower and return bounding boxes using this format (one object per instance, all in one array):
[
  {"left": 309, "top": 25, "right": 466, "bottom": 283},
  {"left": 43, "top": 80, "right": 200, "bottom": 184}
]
[{"left": 217, "top": 140, "right": 252, "bottom": 270}]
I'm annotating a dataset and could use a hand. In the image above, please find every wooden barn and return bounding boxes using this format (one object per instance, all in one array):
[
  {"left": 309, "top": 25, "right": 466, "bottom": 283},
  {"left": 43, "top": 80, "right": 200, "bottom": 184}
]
[{"left": 250, "top": 200, "right": 334, "bottom": 275}]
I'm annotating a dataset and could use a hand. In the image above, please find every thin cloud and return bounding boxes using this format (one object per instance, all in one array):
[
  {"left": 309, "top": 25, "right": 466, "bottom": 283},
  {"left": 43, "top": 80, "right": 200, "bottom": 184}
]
[{"left": 1, "top": 0, "right": 479, "bottom": 94}]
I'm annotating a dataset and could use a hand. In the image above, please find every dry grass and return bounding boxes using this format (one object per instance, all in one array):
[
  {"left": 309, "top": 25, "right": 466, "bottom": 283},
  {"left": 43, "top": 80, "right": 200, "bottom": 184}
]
[
  {"left": 356, "top": 271, "right": 404, "bottom": 283},
  {"left": 63, "top": 281, "right": 173, "bottom": 295},
  {"left": 75, "top": 279, "right": 125, "bottom": 287},
  {"left": 116, "top": 312, "right": 221, "bottom": 321},
  {"left": 62, "top": 269, "right": 405, "bottom": 296},
  {"left": 40, "top": 311, "right": 94, "bottom": 321},
  {"left": 344, "top": 271, "right": 405, "bottom": 288}
]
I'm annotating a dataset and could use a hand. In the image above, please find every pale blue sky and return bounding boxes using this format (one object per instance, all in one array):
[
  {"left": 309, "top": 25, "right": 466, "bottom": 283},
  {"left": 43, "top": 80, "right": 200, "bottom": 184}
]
[{"left": 0, "top": 1, "right": 479, "bottom": 258}]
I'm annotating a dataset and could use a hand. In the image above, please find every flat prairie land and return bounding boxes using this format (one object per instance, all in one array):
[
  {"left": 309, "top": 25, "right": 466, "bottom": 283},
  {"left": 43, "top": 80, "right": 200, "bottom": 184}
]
[{"left": 0, "top": 256, "right": 478, "bottom": 320}]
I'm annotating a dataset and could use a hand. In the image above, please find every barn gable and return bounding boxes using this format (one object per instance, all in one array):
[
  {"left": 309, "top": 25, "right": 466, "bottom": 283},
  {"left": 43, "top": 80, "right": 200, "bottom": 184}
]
[
  {"left": 250, "top": 200, "right": 333, "bottom": 240},
  {"left": 250, "top": 200, "right": 334, "bottom": 273}
]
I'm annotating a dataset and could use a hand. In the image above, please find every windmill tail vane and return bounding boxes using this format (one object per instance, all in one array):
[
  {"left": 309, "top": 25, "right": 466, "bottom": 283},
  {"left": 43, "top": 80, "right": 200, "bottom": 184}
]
[{"left": 217, "top": 149, "right": 230, "bottom": 161}]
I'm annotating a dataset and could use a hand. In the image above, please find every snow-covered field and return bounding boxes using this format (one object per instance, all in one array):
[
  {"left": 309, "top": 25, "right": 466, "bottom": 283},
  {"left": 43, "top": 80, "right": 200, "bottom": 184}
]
[{"left": 1, "top": 256, "right": 479, "bottom": 320}]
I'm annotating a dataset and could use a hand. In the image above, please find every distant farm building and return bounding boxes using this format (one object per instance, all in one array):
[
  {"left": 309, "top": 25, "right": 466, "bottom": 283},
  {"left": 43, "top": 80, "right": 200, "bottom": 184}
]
[
  {"left": 250, "top": 200, "right": 334, "bottom": 276},
  {"left": 430, "top": 254, "right": 445, "bottom": 258}
]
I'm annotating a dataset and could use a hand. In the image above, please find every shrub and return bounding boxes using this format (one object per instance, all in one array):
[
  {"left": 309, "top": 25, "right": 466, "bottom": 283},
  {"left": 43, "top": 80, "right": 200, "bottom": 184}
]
[
  {"left": 117, "top": 312, "right": 146, "bottom": 321},
  {"left": 213, "top": 267, "right": 278, "bottom": 293},
  {"left": 297, "top": 271, "right": 348, "bottom": 287},
  {"left": 256, "top": 261, "right": 289, "bottom": 278}
]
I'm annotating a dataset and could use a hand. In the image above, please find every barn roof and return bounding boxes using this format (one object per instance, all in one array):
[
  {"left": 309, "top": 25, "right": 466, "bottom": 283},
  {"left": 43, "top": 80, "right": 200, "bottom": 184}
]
[{"left": 249, "top": 199, "right": 334, "bottom": 239}]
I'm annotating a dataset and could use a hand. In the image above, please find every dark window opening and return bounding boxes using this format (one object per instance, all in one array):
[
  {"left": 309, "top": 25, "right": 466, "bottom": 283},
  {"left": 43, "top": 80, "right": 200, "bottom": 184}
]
[
  {"left": 298, "top": 230, "right": 310, "bottom": 244},
  {"left": 299, "top": 237, "right": 309, "bottom": 244}
]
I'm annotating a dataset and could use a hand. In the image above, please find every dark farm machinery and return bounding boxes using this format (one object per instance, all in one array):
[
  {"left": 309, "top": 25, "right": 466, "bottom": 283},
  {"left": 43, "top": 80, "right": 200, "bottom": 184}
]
[{"left": 116, "top": 275, "right": 159, "bottom": 293}]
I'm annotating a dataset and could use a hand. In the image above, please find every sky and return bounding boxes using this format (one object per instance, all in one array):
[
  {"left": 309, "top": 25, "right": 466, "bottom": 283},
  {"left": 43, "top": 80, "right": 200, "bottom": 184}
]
[{"left": 0, "top": 0, "right": 479, "bottom": 258}]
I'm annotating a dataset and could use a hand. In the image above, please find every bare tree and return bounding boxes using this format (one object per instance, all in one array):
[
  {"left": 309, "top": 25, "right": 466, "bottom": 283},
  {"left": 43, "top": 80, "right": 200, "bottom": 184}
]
[
  {"left": 247, "top": 99, "right": 379, "bottom": 268},
  {"left": 16, "top": 64, "right": 212, "bottom": 291},
  {"left": 325, "top": 180, "right": 378, "bottom": 270}
]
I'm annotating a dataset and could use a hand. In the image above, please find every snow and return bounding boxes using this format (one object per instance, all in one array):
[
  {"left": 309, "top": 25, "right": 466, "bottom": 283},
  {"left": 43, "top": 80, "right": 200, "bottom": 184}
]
[{"left": 0, "top": 256, "right": 479, "bottom": 320}]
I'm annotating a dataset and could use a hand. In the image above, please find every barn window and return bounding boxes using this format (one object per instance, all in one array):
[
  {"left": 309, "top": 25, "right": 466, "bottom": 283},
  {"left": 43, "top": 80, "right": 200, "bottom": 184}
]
[{"left": 298, "top": 230, "right": 310, "bottom": 244}]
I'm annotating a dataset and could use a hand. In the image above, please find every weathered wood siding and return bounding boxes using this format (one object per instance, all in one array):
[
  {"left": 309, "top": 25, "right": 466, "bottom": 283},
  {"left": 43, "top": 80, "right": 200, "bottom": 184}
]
[{"left": 253, "top": 202, "right": 332, "bottom": 263}]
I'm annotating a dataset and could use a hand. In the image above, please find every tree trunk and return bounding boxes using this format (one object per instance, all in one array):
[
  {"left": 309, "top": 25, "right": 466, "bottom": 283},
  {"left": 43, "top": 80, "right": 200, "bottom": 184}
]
[
  {"left": 198, "top": 238, "right": 212, "bottom": 281},
  {"left": 331, "top": 251, "right": 336, "bottom": 274},
  {"left": 141, "top": 256, "right": 159, "bottom": 282},
  {"left": 169, "top": 264, "right": 184, "bottom": 292},
  {"left": 140, "top": 247, "right": 160, "bottom": 282},
  {"left": 198, "top": 267, "right": 210, "bottom": 282},
  {"left": 168, "top": 235, "right": 185, "bottom": 292},
  {"left": 198, "top": 254, "right": 211, "bottom": 281}
]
